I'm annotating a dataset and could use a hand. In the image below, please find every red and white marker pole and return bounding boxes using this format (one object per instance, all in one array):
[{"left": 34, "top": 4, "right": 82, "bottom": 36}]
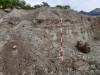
[{"left": 59, "top": 18, "right": 64, "bottom": 63}]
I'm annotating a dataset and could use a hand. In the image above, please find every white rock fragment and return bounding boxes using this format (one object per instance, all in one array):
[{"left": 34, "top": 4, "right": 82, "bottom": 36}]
[{"left": 13, "top": 45, "right": 17, "bottom": 49}]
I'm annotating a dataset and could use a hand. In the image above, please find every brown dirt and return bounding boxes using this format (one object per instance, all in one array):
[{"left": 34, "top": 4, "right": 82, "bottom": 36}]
[
  {"left": 0, "top": 8, "right": 100, "bottom": 75},
  {"left": 1, "top": 35, "right": 34, "bottom": 75}
]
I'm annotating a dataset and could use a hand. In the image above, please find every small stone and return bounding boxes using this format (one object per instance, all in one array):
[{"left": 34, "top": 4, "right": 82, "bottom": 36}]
[
  {"left": 13, "top": 45, "right": 17, "bottom": 49},
  {"left": 51, "top": 71, "right": 53, "bottom": 74}
]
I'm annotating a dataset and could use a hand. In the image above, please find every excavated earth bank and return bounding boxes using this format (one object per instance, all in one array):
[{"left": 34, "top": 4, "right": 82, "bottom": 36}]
[{"left": 0, "top": 8, "right": 100, "bottom": 75}]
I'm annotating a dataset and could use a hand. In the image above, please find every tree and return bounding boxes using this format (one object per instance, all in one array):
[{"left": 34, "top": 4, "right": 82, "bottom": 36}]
[
  {"left": 34, "top": 4, "right": 41, "bottom": 9},
  {"left": 42, "top": 2, "right": 50, "bottom": 7},
  {"left": 56, "top": 5, "right": 63, "bottom": 9},
  {"left": 0, "top": 0, "right": 32, "bottom": 9},
  {"left": 64, "top": 5, "right": 70, "bottom": 9},
  {"left": 18, "top": 0, "right": 26, "bottom": 8},
  {"left": 24, "top": 4, "right": 33, "bottom": 9},
  {"left": 0, "top": 0, "right": 11, "bottom": 8},
  {"left": 56, "top": 5, "right": 70, "bottom": 9},
  {"left": 9, "top": 0, "right": 20, "bottom": 9},
  {"left": 34, "top": 2, "right": 50, "bottom": 9},
  {"left": 0, "top": 0, "right": 15, "bottom": 8}
]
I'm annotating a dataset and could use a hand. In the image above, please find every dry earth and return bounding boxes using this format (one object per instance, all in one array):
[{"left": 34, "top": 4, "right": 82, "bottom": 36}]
[{"left": 0, "top": 8, "right": 100, "bottom": 75}]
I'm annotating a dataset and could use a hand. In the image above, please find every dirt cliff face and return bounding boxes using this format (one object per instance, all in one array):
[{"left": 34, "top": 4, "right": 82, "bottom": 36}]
[{"left": 0, "top": 8, "right": 100, "bottom": 75}]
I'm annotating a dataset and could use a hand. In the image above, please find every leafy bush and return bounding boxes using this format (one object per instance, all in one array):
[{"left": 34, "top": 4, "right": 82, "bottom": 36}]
[
  {"left": 0, "top": 0, "right": 33, "bottom": 9},
  {"left": 42, "top": 2, "right": 50, "bottom": 7},
  {"left": 18, "top": 0, "right": 26, "bottom": 8},
  {"left": 56, "top": 5, "right": 63, "bottom": 9},
  {"left": 56, "top": 5, "right": 70, "bottom": 9},
  {"left": 34, "top": 5, "right": 41, "bottom": 9},
  {"left": 34, "top": 2, "right": 50, "bottom": 9},
  {"left": 0, "top": 0, "right": 20, "bottom": 9},
  {"left": 24, "top": 4, "right": 33, "bottom": 9},
  {"left": 64, "top": 5, "right": 70, "bottom": 9}
]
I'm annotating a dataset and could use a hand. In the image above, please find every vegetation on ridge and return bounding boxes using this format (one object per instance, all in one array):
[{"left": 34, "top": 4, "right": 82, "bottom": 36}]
[
  {"left": 0, "top": 0, "right": 70, "bottom": 9},
  {"left": 56, "top": 5, "right": 70, "bottom": 9},
  {"left": 0, "top": 0, "right": 32, "bottom": 9}
]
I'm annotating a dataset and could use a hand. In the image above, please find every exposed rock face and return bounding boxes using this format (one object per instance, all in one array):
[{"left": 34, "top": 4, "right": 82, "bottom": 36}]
[{"left": 0, "top": 8, "right": 100, "bottom": 75}]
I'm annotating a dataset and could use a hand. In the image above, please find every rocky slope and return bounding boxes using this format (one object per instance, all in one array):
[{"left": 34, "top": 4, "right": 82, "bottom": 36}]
[{"left": 0, "top": 8, "right": 100, "bottom": 75}]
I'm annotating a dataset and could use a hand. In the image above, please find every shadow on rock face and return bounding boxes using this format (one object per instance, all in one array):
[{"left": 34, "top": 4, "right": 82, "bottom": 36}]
[
  {"left": 1, "top": 39, "right": 33, "bottom": 75},
  {"left": 75, "top": 41, "right": 91, "bottom": 53}
]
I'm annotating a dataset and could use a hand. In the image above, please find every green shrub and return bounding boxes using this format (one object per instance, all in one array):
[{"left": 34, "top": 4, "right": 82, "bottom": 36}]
[
  {"left": 56, "top": 5, "right": 63, "bottom": 9},
  {"left": 34, "top": 5, "right": 41, "bottom": 9},
  {"left": 34, "top": 2, "right": 50, "bottom": 9},
  {"left": 56, "top": 5, "right": 70, "bottom": 9},
  {"left": 42, "top": 2, "right": 50, "bottom": 7},
  {"left": 0, "top": 0, "right": 33, "bottom": 9}
]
